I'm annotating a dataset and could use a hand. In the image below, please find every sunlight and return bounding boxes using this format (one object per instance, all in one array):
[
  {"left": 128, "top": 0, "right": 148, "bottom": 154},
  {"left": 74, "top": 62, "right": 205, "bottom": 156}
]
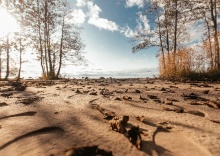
[{"left": 0, "top": 7, "right": 19, "bottom": 37}]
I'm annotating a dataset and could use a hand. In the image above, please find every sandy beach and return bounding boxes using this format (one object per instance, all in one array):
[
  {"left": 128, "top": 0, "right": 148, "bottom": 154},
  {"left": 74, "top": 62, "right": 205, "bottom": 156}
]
[{"left": 0, "top": 78, "right": 220, "bottom": 156}]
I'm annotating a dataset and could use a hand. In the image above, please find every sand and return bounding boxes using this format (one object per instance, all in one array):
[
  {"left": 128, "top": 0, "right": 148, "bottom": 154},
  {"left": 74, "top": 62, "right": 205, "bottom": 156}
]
[{"left": 0, "top": 78, "right": 220, "bottom": 156}]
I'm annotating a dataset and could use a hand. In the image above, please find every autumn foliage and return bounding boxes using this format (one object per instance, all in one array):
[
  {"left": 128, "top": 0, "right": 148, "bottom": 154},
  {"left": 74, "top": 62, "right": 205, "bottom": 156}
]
[
  {"left": 133, "top": 0, "right": 220, "bottom": 81},
  {"left": 159, "top": 32, "right": 220, "bottom": 81}
]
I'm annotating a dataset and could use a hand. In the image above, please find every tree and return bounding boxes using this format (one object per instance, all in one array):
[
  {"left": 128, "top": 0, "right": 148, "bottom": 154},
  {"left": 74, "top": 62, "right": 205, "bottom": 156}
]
[
  {"left": 55, "top": 13, "right": 85, "bottom": 78},
  {"left": 203, "top": 11, "right": 214, "bottom": 70},
  {"left": 2, "top": 0, "right": 10, "bottom": 80},
  {"left": 189, "top": 0, "right": 220, "bottom": 70},
  {"left": 0, "top": 0, "right": 85, "bottom": 80},
  {"left": 12, "top": 0, "right": 28, "bottom": 80},
  {"left": 25, "top": 0, "right": 85, "bottom": 79},
  {"left": 210, "top": 0, "right": 220, "bottom": 70},
  {"left": 132, "top": 0, "right": 190, "bottom": 78},
  {"left": 0, "top": 0, "right": 26, "bottom": 80},
  {"left": 0, "top": 38, "right": 4, "bottom": 79},
  {"left": 131, "top": 0, "right": 220, "bottom": 79}
]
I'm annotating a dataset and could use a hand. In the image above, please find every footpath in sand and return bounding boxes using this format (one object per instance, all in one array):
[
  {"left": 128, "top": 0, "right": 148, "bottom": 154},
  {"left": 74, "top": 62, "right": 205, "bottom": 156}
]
[{"left": 0, "top": 78, "right": 220, "bottom": 156}]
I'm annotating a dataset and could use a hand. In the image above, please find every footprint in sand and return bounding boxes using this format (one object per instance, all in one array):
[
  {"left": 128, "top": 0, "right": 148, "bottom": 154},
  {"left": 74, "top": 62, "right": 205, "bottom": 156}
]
[{"left": 154, "top": 131, "right": 212, "bottom": 156}]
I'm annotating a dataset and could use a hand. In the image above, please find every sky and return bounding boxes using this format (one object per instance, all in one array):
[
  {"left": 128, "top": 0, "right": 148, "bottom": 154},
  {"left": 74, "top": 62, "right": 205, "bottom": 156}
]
[
  {"left": 0, "top": 0, "right": 207, "bottom": 78},
  {"left": 63, "top": 0, "right": 159, "bottom": 78}
]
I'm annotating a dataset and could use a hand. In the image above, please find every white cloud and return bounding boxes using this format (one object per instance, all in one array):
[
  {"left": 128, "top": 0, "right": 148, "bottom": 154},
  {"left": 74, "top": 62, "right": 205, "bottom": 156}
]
[
  {"left": 126, "top": 0, "right": 145, "bottom": 8},
  {"left": 75, "top": 1, "right": 152, "bottom": 33},
  {"left": 186, "top": 21, "right": 204, "bottom": 44},
  {"left": 76, "top": 1, "right": 119, "bottom": 31},
  {"left": 87, "top": 1, "right": 100, "bottom": 18},
  {"left": 87, "top": 2, "right": 118, "bottom": 31},
  {"left": 120, "top": 26, "right": 137, "bottom": 38},
  {"left": 120, "top": 13, "right": 150, "bottom": 38},
  {"left": 76, "top": 0, "right": 90, "bottom": 7},
  {"left": 71, "top": 9, "right": 86, "bottom": 24},
  {"left": 137, "top": 13, "right": 150, "bottom": 33},
  {"left": 88, "top": 17, "right": 118, "bottom": 32}
]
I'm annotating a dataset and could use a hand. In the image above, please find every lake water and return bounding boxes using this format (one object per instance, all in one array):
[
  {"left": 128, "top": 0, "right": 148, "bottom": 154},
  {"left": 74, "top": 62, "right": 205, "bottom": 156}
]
[{"left": 19, "top": 67, "right": 159, "bottom": 79}]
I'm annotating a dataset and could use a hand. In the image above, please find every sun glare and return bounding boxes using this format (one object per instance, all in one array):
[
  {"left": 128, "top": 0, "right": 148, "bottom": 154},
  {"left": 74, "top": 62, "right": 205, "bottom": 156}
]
[{"left": 0, "top": 7, "right": 19, "bottom": 37}]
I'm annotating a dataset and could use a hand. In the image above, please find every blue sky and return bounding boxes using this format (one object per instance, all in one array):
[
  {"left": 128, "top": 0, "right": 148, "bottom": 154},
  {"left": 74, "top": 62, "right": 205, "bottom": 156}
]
[
  {"left": 66, "top": 0, "right": 159, "bottom": 77},
  {"left": 0, "top": 0, "right": 206, "bottom": 78},
  {"left": 0, "top": 0, "right": 159, "bottom": 78}
]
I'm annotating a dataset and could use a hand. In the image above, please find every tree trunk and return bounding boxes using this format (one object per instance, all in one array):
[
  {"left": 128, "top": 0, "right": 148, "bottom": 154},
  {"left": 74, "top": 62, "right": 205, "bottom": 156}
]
[
  {"left": 0, "top": 46, "right": 2, "bottom": 80},
  {"left": 4, "top": 34, "right": 10, "bottom": 80},
  {"left": 17, "top": 34, "right": 22, "bottom": 81},
  {"left": 44, "top": 0, "right": 53, "bottom": 78},
  {"left": 44, "top": 0, "right": 49, "bottom": 76},
  {"left": 204, "top": 12, "right": 213, "bottom": 70},
  {"left": 165, "top": 8, "right": 171, "bottom": 73},
  {"left": 157, "top": 9, "right": 165, "bottom": 72},
  {"left": 56, "top": 16, "right": 65, "bottom": 78},
  {"left": 47, "top": 30, "right": 53, "bottom": 77},
  {"left": 210, "top": 0, "right": 220, "bottom": 70},
  {"left": 173, "top": 0, "right": 178, "bottom": 72},
  {"left": 52, "top": 52, "right": 56, "bottom": 73},
  {"left": 4, "top": 2, "right": 9, "bottom": 80},
  {"left": 37, "top": 0, "right": 45, "bottom": 75}
]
